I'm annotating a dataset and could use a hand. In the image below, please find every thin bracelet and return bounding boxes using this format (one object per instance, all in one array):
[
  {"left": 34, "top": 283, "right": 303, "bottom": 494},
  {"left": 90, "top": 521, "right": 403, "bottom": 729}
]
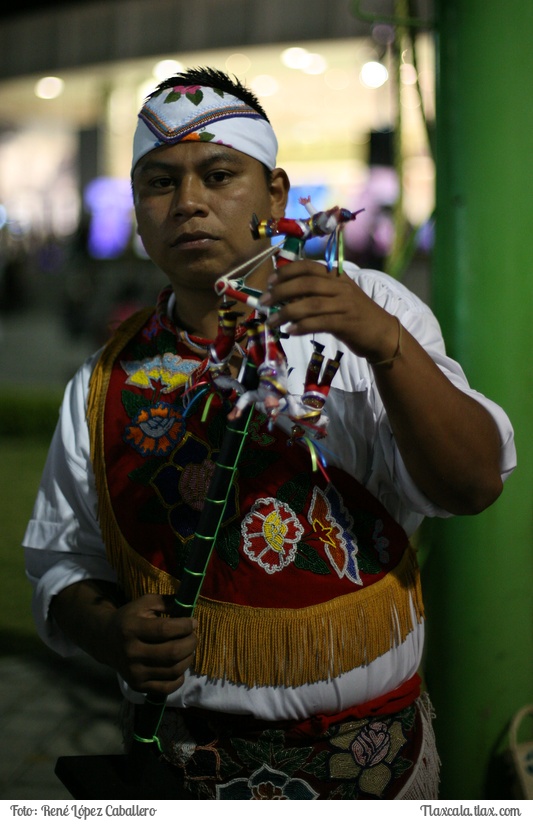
[{"left": 369, "top": 316, "right": 403, "bottom": 367}]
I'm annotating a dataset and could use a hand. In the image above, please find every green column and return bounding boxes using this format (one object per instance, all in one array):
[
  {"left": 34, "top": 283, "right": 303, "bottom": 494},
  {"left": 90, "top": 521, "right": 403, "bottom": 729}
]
[{"left": 424, "top": 0, "right": 533, "bottom": 800}]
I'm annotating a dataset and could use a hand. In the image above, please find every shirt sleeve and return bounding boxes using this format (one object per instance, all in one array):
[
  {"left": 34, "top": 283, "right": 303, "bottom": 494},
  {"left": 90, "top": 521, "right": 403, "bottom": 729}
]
[
  {"left": 358, "top": 268, "right": 516, "bottom": 527},
  {"left": 22, "top": 352, "right": 117, "bottom": 656}
]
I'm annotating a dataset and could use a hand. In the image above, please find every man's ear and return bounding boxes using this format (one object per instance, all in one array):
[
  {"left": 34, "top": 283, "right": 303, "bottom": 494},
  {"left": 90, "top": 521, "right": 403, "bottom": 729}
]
[{"left": 269, "top": 167, "right": 290, "bottom": 219}]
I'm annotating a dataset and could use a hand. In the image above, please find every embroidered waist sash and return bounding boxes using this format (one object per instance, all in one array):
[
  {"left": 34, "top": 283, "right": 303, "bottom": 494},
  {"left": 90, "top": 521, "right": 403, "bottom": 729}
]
[
  {"left": 88, "top": 307, "right": 424, "bottom": 688},
  {"left": 141, "top": 690, "right": 427, "bottom": 800}
]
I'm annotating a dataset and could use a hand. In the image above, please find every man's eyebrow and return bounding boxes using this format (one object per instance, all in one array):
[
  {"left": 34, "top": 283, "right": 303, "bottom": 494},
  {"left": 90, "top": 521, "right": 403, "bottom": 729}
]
[
  {"left": 197, "top": 149, "right": 246, "bottom": 168},
  {"left": 135, "top": 150, "right": 246, "bottom": 176},
  {"left": 135, "top": 159, "right": 174, "bottom": 174}
]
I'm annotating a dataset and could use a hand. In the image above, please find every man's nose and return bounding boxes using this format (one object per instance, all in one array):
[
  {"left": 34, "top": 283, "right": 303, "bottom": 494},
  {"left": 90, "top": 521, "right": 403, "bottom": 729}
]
[{"left": 172, "top": 176, "right": 208, "bottom": 218}]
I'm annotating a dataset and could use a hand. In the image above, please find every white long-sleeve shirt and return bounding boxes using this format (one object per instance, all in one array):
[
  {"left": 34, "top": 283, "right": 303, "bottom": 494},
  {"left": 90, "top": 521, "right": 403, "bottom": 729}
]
[{"left": 23, "top": 264, "right": 516, "bottom": 720}]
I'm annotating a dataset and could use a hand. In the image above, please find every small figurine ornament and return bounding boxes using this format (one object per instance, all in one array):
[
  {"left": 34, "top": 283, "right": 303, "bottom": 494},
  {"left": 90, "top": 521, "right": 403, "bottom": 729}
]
[
  {"left": 250, "top": 198, "right": 365, "bottom": 273},
  {"left": 206, "top": 302, "right": 246, "bottom": 396},
  {"left": 228, "top": 347, "right": 290, "bottom": 425},
  {"left": 203, "top": 199, "right": 363, "bottom": 469},
  {"left": 299, "top": 342, "right": 344, "bottom": 429}
]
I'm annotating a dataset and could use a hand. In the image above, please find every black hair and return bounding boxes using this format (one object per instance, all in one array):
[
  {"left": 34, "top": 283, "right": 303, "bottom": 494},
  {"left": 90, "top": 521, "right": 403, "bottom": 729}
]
[{"left": 150, "top": 66, "right": 271, "bottom": 123}]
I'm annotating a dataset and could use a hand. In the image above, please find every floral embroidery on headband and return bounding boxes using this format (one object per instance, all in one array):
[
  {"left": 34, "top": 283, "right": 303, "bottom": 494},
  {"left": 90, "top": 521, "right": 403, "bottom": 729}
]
[
  {"left": 163, "top": 85, "right": 225, "bottom": 107},
  {"left": 181, "top": 131, "right": 216, "bottom": 143}
]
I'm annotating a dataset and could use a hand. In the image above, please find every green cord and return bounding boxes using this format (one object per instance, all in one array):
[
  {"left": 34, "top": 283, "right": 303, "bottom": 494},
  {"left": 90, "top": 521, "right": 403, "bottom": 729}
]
[{"left": 132, "top": 733, "right": 163, "bottom": 753}]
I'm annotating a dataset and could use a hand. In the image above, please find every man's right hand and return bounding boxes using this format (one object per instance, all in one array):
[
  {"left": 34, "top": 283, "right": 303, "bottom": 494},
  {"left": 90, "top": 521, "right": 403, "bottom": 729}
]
[
  {"left": 104, "top": 593, "right": 198, "bottom": 695},
  {"left": 50, "top": 581, "right": 198, "bottom": 696}
]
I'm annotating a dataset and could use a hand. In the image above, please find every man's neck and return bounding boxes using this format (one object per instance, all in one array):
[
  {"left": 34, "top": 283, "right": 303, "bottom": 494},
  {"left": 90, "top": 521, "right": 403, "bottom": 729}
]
[
  {"left": 168, "top": 286, "right": 214, "bottom": 338},
  {"left": 169, "top": 265, "right": 270, "bottom": 339},
  {"left": 169, "top": 285, "right": 254, "bottom": 340}
]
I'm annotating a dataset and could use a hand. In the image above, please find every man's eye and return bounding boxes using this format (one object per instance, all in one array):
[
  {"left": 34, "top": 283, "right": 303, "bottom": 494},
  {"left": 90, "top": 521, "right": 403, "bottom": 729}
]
[
  {"left": 153, "top": 176, "right": 173, "bottom": 188},
  {"left": 208, "top": 171, "right": 231, "bottom": 184}
]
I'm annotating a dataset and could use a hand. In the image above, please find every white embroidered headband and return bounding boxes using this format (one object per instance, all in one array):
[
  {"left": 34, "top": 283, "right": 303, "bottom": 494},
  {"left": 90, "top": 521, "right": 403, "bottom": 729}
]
[{"left": 131, "top": 83, "right": 278, "bottom": 175}]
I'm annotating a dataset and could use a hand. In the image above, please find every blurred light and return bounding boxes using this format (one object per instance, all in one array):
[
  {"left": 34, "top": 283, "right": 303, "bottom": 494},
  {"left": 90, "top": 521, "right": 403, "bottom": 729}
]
[
  {"left": 372, "top": 23, "right": 396, "bottom": 45},
  {"left": 138, "top": 79, "right": 157, "bottom": 107},
  {"left": 84, "top": 177, "right": 133, "bottom": 259},
  {"left": 280, "top": 46, "right": 327, "bottom": 75},
  {"left": 291, "top": 121, "right": 322, "bottom": 145},
  {"left": 153, "top": 59, "right": 184, "bottom": 82},
  {"left": 400, "top": 63, "right": 418, "bottom": 85},
  {"left": 0, "top": 204, "right": 7, "bottom": 230},
  {"left": 354, "top": 42, "right": 379, "bottom": 64},
  {"left": 226, "top": 53, "right": 251, "bottom": 75},
  {"left": 302, "top": 53, "right": 328, "bottom": 75},
  {"left": 405, "top": 155, "right": 435, "bottom": 182},
  {"left": 34, "top": 76, "right": 64, "bottom": 100},
  {"left": 281, "top": 47, "right": 310, "bottom": 69},
  {"left": 250, "top": 74, "right": 279, "bottom": 97},
  {"left": 324, "top": 68, "right": 352, "bottom": 91},
  {"left": 353, "top": 132, "right": 371, "bottom": 146},
  {"left": 360, "top": 62, "right": 389, "bottom": 89},
  {"left": 417, "top": 70, "right": 433, "bottom": 92},
  {"left": 400, "top": 86, "right": 421, "bottom": 109},
  {"left": 108, "top": 87, "right": 136, "bottom": 135},
  {"left": 7, "top": 222, "right": 29, "bottom": 238}
]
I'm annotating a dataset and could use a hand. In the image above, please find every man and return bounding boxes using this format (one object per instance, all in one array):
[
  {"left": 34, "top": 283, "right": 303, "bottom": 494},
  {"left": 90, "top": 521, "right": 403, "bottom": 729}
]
[{"left": 24, "top": 67, "right": 516, "bottom": 800}]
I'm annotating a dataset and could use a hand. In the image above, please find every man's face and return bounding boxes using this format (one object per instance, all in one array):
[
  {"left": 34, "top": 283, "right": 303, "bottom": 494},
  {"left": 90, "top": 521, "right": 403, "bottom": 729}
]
[{"left": 132, "top": 141, "right": 288, "bottom": 294}]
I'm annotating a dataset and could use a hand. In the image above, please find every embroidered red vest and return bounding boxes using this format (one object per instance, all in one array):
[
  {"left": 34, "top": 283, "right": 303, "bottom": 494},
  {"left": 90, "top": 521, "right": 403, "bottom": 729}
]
[{"left": 88, "top": 307, "right": 424, "bottom": 689}]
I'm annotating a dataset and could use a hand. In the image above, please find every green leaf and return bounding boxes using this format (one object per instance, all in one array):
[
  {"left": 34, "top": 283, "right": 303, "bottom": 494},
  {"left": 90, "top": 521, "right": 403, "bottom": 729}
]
[
  {"left": 216, "top": 524, "right": 241, "bottom": 570},
  {"left": 199, "top": 131, "right": 215, "bottom": 142},
  {"left": 156, "top": 330, "right": 178, "bottom": 355},
  {"left": 304, "top": 751, "right": 330, "bottom": 780},
  {"left": 334, "top": 782, "right": 361, "bottom": 800},
  {"left": 357, "top": 547, "right": 382, "bottom": 575},
  {"left": 400, "top": 703, "right": 417, "bottom": 730},
  {"left": 218, "top": 748, "right": 243, "bottom": 779},
  {"left": 137, "top": 495, "right": 168, "bottom": 524},
  {"left": 391, "top": 756, "right": 413, "bottom": 779},
  {"left": 230, "top": 737, "right": 270, "bottom": 768},
  {"left": 186, "top": 90, "right": 203, "bottom": 105},
  {"left": 128, "top": 457, "right": 164, "bottom": 485},
  {"left": 260, "top": 728, "right": 285, "bottom": 747},
  {"left": 274, "top": 746, "right": 314, "bottom": 774},
  {"left": 249, "top": 432, "right": 276, "bottom": 447},
  {"left": 276, "top": 472, "right": 311, "bottom": 513},
  {"left": 164, "top": 91, "right": 182, "bottom": 104},
  {"left": 131, "top": 341, "right": 157, "bottom": 360},
  {"left": 122, "top": 389, "right": 150, "bottom": 418},
  {"left": 295, "top": 542, "right": 331, "bottom": 575},
  {"left": 238, "top": 448, "right": 279, "bottom": 478},
  {"left": 248, "top": 415, "right": 276, "bottom": 446}
]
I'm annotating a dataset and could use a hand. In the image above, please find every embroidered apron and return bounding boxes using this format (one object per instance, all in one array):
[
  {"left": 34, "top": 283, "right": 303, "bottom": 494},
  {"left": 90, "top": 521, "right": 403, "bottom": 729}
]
[{"left": 89, "top": 304, "right": 429, "bottom": 798}]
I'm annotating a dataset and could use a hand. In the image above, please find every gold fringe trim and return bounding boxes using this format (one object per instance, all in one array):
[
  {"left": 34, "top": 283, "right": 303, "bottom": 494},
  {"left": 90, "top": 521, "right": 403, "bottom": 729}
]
[
  {"left": 87, "top": 307, "right": 167, "bottom": 590},
  {"left": 87, "top": 312, "right": 425, "bottom": 689},
  {"left": 192, "top": 545, "right": 424, "bottom": 688}
]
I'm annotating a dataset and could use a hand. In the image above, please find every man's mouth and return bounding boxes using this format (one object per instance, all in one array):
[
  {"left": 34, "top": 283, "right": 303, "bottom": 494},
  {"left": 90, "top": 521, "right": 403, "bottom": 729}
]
[{"left": 172, "top": 231, "right": 217, "bottom": 249}]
